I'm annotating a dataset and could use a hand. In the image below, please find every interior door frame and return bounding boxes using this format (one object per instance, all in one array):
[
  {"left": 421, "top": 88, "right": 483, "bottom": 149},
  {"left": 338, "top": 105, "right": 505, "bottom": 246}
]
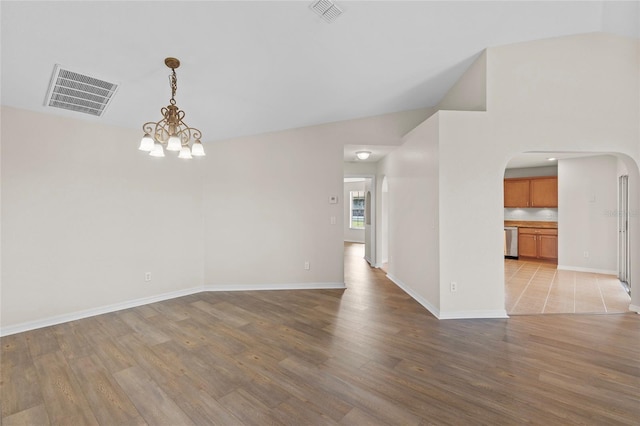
[
  {"left": 344, "top": 174, "right": 376, "bottom": 266},
  {"left": 619, "top": 174, "right": 630, "bottom": 293}
]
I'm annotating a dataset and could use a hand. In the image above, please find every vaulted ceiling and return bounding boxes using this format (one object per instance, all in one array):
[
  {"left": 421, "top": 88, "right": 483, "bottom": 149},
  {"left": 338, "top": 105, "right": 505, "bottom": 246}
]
[{"left": 1, "top": 1, "right": 638, "bottom": 144}]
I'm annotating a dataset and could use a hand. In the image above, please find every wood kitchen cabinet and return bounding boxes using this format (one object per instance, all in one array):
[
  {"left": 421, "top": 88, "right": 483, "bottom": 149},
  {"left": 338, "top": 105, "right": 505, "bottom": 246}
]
[
  {"left": 504, "top": 177, "right": 558, "bottom": 208},
  {"left": 518, "top": 227, "right": 558, "bottom": 261}
]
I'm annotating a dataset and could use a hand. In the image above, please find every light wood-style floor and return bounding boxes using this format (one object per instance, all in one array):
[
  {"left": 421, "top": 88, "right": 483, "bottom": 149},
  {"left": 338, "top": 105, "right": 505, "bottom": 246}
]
[
  {"left": 505, "top": 258, "right": 631, "bottom": 315},
  {"left": 2, "top": 243, "right": 639, "bottom": 425}
]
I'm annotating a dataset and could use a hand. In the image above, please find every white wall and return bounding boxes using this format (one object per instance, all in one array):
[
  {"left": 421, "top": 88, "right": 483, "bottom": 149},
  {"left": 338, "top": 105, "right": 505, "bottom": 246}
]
[
  {"left": 201, "top": 129, "right": 344, "bottom": 288},
  {"left": 440, "top": 33, "right": 639, "bottom": 315},
  {"left": 1, "top": 107, "right": 204, "bottom": 330},
  {"left": 378, "top": 114, "right": 441, "bottom": 314},
  {"left": 376, "top": 33, "right": 640, "bottom": 318},
  {"left": 558, "top": 155, "right": 618, "bottom": 274},
  {"left": 2, "top": 104, "right": 431, "bottom": 332},
  {"left": 343, "top": 180, "right": 365, "bottom": 243},
  {"left": 200, "top": 110, "right": 431, "bottom": 291},
  {"left": 438, "top": 50, "right": 486, "bottom": 112}
]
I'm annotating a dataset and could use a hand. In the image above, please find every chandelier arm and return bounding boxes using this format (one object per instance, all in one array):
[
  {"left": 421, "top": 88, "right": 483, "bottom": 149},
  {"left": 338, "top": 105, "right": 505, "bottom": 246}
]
[
  {"left": 176, "top": 109, "right": 186, "bottom": 125},
  {"left": 142, "top": 122, "right": 157, "bottom": 135},
  {"left": 190, "top": 128, "right": 202, "bottom": 140},
  {"left": 176, "top": 125, "right": 199, "bottom": 145}
]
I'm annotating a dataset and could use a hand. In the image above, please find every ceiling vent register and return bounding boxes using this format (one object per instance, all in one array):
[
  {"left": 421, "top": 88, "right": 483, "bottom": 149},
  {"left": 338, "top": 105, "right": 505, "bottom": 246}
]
[
  {"left": 310, "top": 0, "right": 343, "bottom": 23},
  {"left": 44, "top": 65, "right": 118, "bottom": 117}
]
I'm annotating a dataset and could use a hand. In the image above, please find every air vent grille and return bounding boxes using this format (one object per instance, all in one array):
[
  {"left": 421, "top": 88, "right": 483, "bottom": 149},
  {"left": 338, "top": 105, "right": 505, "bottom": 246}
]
[
  {"left": 310, "top": 0, "right": 343, "bottom": 23},
  {"left": 45, "top": 65, "right": 118, "bottom": 117}
]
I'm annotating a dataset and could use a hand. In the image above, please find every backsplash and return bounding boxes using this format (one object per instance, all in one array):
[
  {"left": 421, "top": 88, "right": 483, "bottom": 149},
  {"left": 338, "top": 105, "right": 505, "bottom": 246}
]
[{"left": 504, "top": 208, "right": 558, "bottom": 222}]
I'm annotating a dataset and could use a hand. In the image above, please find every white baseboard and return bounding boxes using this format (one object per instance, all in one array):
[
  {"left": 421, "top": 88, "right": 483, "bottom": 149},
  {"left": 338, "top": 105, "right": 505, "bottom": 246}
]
[
  {"left": 629, "top": 304, "right": 640, "bottom": 313},
  {"left": 386, "top": 274, "right": 509, "bottom": 320},
  {"left": 386, "top": 273, "right": 441, "bottom": 318},
  {"left": 0, "top": 286, "right": 202, "bottom": 337},
  {"left": 0, "top": 282, "right": 346, "bottom": 337},
  {"left": 203, "top": 282, "right": 346, "bottom": 292},
  {"left": 557, "top": 265, "right": 617, "bottom": 275},
  {"left": 438, "top": 310, "right": 509, "bottom": 320},
  {"left": 344, "top": 239, "right": 365, "bottom": 244}
]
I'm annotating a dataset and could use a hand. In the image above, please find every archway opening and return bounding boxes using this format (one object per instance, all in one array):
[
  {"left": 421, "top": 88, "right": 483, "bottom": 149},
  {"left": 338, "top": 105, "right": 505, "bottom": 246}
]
[{"left": 503, "top": 151, "right": 636, "bottom": 315}]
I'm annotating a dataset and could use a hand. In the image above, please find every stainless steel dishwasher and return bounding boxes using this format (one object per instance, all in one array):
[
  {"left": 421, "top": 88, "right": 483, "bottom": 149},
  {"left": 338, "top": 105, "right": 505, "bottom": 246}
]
[{"left": 504, "top": 227, "right": 518, "bottom": 259}]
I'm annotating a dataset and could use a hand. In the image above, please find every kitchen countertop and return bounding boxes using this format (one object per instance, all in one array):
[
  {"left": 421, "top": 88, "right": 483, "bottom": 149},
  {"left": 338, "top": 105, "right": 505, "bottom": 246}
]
[{"left": 504, "top": 220, "right": 558, "bottom": 229}]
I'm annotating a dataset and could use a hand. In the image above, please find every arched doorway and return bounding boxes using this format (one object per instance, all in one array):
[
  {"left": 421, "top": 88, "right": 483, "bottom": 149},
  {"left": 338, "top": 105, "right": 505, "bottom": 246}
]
[{"left": 503, "top": 152, "right": 637, "bottom": 315}]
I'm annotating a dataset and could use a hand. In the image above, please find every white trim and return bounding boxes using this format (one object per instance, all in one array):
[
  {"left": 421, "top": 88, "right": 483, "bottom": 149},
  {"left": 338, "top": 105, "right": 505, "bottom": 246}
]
[
  {"left": 386, "top": 273, "right": 441, "bottom": 318},
  {"left": 629, "top": 304, "right": 640, "bottom": 313},
  {"left": 343, "top": 239, "right": 365, "bottom": 244},
  {"left": 387, "top": 274, "right": 509, "bottom": 320},
  {"left": 203, "top": 282, "right": 346, "bottom": 292},
  {"left": 0, "top": 282, "right": 346, "bottom": 337},
  {"left": 0, "top": 286, "right": 202, "bottom": 337},
  {"left": 438, "top": 310, "right": 509, "bottom": 320},
  {"left": 557, "top": 265, "right": 617, "bottom": 275}
]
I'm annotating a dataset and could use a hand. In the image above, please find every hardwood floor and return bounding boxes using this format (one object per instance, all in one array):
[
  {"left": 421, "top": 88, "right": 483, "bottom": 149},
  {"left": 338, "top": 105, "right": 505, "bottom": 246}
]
[
  {"left": 505, "top": 258, "right": 631, "bottom": 315},
  {"left": 2, "top": 243, "right": 639, "bottom": 425}
]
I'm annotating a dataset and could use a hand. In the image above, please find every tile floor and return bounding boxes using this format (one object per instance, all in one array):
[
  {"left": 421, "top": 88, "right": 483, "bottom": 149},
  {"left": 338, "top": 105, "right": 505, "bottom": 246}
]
[{"left": 505, "top": 259, "right": 631, "bottom": 315}]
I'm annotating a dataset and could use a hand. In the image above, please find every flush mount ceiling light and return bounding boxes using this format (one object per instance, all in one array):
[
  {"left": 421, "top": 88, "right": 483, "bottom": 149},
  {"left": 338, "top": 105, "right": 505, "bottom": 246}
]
[
  {"left": 139, "top": 58, "right": 205, "bottom": 159},
  {"left": 356, "top": 151, "right": 371, "bottom": 160},
  {"left": 547, "top": 157, "right": 557, "bottom": 161}
]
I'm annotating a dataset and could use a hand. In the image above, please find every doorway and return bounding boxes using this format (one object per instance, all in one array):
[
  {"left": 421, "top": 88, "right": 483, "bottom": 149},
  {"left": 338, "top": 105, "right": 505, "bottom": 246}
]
[
  {"left": 380, "top": 176, "right": 389, "bottom": 271},
  {"left": 619, "top": 174, "right": 630, "bottom": 294},
  {"left": 503, "top": 152, "right": 632, "bottom": 315},
  {"left": 343, "top": 176, "right": 375, "bottom": 268}
]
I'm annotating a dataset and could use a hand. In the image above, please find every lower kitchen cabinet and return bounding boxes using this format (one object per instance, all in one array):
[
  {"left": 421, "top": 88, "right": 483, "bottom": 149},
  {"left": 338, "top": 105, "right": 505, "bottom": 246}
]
[{"left": 518, "top": 228, "right": 557, "bottom": 261}]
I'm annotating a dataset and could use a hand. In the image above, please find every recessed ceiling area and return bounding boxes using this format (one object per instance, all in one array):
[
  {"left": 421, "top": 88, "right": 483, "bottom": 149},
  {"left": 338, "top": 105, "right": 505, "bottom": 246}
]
[{"left": 1, "top": 1, "right": 638, "bottom": 143}]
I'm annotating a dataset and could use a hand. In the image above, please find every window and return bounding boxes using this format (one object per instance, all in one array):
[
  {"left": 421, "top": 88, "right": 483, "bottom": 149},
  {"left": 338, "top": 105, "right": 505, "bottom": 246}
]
[{"left": 350, "top": 191, "right": 365, "bottom": 229}]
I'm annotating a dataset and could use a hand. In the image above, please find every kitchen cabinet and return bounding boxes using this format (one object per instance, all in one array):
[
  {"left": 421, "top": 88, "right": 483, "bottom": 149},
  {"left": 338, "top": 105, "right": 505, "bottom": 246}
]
[
  {"left": 504, "top": 177, "right": 558, "bottom": 208},
  {"left": 518, "top": 227, "right": 558, "bottom": 261}
]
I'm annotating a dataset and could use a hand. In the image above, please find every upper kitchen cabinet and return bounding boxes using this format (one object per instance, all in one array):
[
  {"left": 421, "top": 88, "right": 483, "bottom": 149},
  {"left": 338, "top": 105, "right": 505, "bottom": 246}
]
[
  {"left": 504, "top": 177, "right": 558, "bottom": 208},
  {"left": 504, "top": 179, "right": 530, "bottom": 207},
  {"left": 530, "top": 177, "right": 557, "bottom": 207}
]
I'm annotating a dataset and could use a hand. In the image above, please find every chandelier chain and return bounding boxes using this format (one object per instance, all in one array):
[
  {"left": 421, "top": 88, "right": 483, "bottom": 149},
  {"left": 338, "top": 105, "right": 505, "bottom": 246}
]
[{"left": 169, "top": 68, "right": 178, "bottom": 106}]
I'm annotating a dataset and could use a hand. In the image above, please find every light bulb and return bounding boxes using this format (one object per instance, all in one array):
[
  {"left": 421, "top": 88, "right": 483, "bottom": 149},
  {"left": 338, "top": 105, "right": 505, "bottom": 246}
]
[
  {"left": 139, "top": 133, "right": 155, "bottom": 151},
  {"left": 149, "top": 142, "right": 165, "bottom": 157},
  {"left": 178, "top": 146, "right": 192, "bottom": 159},
  {"left": 191, "top": 140, "right": 206, "bottom": 156},
  {"left": 167, "top": 134, "right": 181, "bottom": 151}
]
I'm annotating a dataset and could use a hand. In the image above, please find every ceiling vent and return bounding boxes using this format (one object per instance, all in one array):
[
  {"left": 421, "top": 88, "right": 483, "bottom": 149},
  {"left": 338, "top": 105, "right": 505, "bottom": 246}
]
[
  {"left": 44, "top": 65, "right": 118, "bottom": 117},
  {"left": 310, "top": 0, "right": 343, "bottom": 23}
]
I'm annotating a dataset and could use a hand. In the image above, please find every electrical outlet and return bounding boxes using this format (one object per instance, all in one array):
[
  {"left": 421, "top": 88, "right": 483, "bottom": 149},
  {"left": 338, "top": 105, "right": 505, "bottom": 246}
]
[
  {"left": 304, "top": 261, "right": 310, "bottom": 270},
  {"left": 450, "top": 281, "right": 457, "bottom": 292},
  {"left": 330, "top": 216, "right": 336, "bottom": 225},
  {"left": 144, "top": 272, "right": 152, "bottom": 282}
]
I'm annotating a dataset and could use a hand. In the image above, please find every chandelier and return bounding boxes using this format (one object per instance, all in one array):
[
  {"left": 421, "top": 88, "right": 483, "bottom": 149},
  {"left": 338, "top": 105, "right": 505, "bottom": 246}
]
[{"left": 138, "top": 57, "right": 205, "bottom": 159}]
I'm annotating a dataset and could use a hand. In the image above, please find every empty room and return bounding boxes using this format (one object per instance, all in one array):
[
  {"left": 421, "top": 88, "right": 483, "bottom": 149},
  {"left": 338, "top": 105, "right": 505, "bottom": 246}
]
[{"left": 2, "top": 1, "right": 639, "bottom": 425}]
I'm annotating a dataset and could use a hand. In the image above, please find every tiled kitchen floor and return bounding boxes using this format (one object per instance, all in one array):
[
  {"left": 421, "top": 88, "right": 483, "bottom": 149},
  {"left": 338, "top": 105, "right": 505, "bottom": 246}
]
[{"left": 505, "top": 259, "right": 631, "bottom": 315}]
